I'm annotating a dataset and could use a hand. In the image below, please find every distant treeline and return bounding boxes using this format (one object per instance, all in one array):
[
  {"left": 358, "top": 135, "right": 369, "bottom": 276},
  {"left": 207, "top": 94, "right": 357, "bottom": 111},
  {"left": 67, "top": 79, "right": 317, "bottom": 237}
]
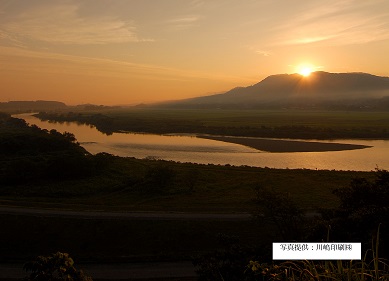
[{"left": 35, "top": 111, "right": 389, "bottom": 139}]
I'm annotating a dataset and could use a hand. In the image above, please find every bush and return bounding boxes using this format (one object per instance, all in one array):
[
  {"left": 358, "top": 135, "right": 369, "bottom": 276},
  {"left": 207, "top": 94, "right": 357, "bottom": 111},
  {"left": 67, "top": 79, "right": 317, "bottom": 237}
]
[
  {"left": 23, "top": 252, "right": 92, "bottom": 281},
  {"left": 253, "top": 185, "right": 304, "bottom": 241},
  {"left": 145, "top": 164, "right": 175, "bottom": 192},
  {"left": 319, "top": 169, "right": 389, "bottom": 257},
  {"left": 248, "top": 232, "right": 389, "bottom": 281}
]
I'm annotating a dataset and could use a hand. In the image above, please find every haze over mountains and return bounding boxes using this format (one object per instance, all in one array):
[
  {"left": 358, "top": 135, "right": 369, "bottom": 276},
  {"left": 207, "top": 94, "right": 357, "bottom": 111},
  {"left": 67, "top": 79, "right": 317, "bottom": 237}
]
[
  {"left": 2, "top": 72, "right": 389, "bottom": 111},
  {"left": 158, "top": 72, "right": 389, "bottom": 110}
]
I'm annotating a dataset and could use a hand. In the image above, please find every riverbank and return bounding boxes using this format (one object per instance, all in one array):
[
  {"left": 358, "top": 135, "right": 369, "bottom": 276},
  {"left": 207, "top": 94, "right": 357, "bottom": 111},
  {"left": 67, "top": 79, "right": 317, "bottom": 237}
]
[
  {"left": 198, "top": 135, "right": 371, "bottom": 152},
  {"left": 13, "top": 113, "right": 389, "bottom": 170}
]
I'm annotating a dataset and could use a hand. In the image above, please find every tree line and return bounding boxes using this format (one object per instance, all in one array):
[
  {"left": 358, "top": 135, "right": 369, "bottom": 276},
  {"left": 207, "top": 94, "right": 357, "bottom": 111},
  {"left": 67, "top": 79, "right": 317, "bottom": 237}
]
[{"left": 0, "top": 114, "right": 111, "bottom": 185}]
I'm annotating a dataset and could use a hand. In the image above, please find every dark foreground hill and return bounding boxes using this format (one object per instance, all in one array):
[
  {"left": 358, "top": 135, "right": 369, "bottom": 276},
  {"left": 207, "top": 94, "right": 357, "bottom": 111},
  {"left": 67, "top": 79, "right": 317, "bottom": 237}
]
[{"left": 159, "top": 71, "right": 389, "bottom": 109}]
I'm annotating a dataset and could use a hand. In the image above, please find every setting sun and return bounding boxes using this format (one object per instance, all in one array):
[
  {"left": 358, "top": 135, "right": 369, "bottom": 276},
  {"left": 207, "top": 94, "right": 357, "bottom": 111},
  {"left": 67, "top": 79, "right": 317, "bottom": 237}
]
[
  {"left": 299, "top": 67, "right": 312, "bottom": 77},
  {"left": 295, "top": 63, "right": 317, "bottom": 77}
]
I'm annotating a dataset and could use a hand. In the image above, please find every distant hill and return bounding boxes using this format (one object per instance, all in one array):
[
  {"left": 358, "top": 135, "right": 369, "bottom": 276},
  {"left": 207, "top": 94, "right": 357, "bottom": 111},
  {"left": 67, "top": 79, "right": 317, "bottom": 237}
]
[
  {"left": 0, "top": 100, "right": 67, "bottom": 112},
  {"left": 159, "top": 72, "right": 389, "bottom": 109}
]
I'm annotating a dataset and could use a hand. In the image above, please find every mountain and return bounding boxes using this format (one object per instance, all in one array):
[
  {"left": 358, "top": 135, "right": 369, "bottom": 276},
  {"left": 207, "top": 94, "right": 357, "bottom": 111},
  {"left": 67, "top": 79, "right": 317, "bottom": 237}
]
[{"left": 160, "top": 72, "right": 389, "bottom": 109}]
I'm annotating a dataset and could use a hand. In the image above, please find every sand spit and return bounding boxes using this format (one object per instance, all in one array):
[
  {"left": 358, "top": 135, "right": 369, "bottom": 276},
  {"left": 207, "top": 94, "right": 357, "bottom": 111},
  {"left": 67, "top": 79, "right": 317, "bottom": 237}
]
[{"left": 198, "top": 135, "right": 371, "bottom": 153}]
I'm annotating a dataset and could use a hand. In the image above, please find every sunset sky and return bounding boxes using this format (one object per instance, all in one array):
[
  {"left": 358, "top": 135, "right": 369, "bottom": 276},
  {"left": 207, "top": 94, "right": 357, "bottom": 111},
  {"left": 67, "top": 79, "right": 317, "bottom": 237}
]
[{"left": 1, "top": 0, "right": 389, "bottom": 105}]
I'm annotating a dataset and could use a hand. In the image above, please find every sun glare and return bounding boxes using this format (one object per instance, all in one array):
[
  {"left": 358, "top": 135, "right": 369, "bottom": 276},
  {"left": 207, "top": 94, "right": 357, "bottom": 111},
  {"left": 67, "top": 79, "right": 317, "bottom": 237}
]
[
  {"left": 299, "top": 67, "right": 312, "bottom": 77},
  {"left": 295, "top": 63, "right": 317, "bottom": 77}
]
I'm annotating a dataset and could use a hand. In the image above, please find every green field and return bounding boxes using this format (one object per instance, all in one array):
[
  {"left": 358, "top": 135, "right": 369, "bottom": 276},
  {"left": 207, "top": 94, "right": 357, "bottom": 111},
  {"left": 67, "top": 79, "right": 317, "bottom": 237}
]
[
  {"left": 0, "top": 157, "right": 373, "bottom": 212},
  {"left": 36, "top": 108, "right": 389, "bottom": 139},
  {"left": 103, "top": 108, "right": 389, "bottom": 128}
]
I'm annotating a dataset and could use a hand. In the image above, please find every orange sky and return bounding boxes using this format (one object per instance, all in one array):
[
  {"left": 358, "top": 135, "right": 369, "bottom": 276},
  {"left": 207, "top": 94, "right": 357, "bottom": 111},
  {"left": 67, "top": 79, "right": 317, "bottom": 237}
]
[{"left": 1, "top": 0, "right": 389, "bottom": 105}]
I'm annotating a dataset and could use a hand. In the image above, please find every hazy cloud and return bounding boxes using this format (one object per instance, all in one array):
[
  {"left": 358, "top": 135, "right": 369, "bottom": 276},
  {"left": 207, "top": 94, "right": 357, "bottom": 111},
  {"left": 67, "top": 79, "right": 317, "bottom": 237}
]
[
  {"left": 169, "top": 16, "right": 199, "bottom": 24},
  {"left": 0, "top": 29, "right": 27, "bottom": 48},
  {"left": 1, "top": 3, "right": 150, "bottom": 45},
  {"left": 246, "top": 45, "right": 271, "bottom": 57},
  {"left": 167, "top": 15, "right": 200, "bottom": 31},
  {"left": 256, "top": 50, "right": 271, "bottom": 57},
  {"left": 275, "top": 0, "right": 389, "bottom": 46},
  {"left": 0, "top": 46, "right": 252, "bottom": 83},
  {"left": 190, "top": 0, "right": 205, "bottom": 8}
]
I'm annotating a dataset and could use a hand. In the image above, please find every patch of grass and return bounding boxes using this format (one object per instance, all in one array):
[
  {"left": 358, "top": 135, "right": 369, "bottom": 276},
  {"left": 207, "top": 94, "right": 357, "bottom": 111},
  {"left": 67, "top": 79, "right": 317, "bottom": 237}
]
[
  {"left": 0, "top": 157, "right": 372, "bottom": 212},
  {"left": 249, "top": 230, "right": 389, "bottom": 280}
]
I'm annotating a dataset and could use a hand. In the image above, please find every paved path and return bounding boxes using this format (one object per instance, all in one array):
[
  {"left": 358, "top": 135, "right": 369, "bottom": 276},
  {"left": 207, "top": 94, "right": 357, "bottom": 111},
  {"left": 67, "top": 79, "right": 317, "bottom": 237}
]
[
  {"left": 0, "top": 206, "right": 252, "bottom": 221},
  {"left": 0, "top": 206, "right": 320, "bottom": 220}
]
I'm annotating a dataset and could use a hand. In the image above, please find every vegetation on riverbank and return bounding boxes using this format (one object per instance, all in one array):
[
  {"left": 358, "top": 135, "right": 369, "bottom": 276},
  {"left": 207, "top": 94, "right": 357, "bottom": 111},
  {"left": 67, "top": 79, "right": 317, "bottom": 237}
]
[
  {"left": 1, "top": 112, "right": 373, "bottom": 212},
  {"left": 35, "top": 108, "right": 389, "bottom": 139}
]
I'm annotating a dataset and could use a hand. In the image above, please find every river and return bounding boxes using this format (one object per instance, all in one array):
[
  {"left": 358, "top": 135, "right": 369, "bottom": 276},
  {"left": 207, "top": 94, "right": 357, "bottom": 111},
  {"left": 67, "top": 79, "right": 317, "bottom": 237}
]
[{"left": 15, "top": 113, "right": 389, "bottom": 171}]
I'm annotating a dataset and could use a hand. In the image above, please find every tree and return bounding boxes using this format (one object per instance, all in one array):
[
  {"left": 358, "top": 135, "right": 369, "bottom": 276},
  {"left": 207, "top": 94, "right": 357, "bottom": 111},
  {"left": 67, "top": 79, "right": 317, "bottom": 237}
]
[
  {"left": 253, "top": 185, "right": 304, "bottom": 241},
  {"left": 304, "top": 169, "right": 389, "bottom": 258},
  {"left": 145, "top": 164, "right": 175, "bottom": 192},
  {"left": 23, "top": 252, "right": 92, "bottom": 281},
  {"left": 328, "top": 169, "right": 389, "bottom": 257}
]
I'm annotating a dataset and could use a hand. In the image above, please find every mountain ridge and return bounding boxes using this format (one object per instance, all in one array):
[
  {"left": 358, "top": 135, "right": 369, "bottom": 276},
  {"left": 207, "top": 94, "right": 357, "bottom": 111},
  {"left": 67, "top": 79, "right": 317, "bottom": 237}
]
[
  {"left": 0, "top": 100, "right": 67, "bottom": 112},
  {"left": 157, "top": 71, "right": 389, "bottom": 109}
]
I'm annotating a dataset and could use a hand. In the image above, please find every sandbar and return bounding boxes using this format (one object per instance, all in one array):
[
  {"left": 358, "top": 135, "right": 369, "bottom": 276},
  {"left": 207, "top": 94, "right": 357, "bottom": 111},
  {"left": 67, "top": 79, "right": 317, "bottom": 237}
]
[{"left": 198, "top": 135, "right": 372, "bottom": 153}]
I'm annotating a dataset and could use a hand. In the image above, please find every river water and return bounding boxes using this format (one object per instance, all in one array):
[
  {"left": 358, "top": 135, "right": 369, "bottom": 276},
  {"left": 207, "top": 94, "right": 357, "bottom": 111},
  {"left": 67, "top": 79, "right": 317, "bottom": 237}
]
[{"left": 15, "top": 113, "right": 389, "bottom": 171}]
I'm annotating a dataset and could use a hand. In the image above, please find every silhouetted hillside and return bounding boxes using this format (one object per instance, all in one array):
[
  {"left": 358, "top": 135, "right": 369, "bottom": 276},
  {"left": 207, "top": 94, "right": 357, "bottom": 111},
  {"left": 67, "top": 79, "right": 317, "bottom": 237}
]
[
  {"left": 0, "top": 100, "right": 67, "bottom": 112},
  {"left": 160, "top": 72, "right": 389, "bottom": 109},
  {"left": 0, "top": 114, "right": 110, "bottom": 185}
]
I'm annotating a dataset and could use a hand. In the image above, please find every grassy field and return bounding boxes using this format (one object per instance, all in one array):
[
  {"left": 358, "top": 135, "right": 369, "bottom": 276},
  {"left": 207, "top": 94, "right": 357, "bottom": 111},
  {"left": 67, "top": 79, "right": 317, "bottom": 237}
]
[
  {"left": 104, "top": 108, "right": 389, "bottom": 129},
  {"left": 0, "top": 157, "right": 373, "bottom": 212},
  {"left": 36, "top": 108, "right": 389, "bottom": 139},
  {"left": 4, "top": 154, "right": 369, "bottom": 266}
]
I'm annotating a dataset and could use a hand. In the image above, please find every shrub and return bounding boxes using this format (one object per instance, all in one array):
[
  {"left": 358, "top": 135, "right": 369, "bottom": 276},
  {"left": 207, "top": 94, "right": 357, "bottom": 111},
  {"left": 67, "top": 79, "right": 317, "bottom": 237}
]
[{"left": 23, "top": 252, "right": 92, "bottom": 281}]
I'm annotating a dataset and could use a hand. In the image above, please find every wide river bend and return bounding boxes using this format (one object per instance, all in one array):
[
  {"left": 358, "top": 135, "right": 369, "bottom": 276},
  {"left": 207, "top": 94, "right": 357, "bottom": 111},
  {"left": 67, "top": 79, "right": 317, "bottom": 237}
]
[{"left": 15, "top": 113, "right": 389, "bottom": 171}]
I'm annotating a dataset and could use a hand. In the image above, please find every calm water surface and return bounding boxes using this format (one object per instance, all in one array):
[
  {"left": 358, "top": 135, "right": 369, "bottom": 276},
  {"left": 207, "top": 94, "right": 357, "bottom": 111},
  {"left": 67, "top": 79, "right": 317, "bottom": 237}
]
[{"left": 15, "top": 113, "right": 389, "bottom": 171}]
